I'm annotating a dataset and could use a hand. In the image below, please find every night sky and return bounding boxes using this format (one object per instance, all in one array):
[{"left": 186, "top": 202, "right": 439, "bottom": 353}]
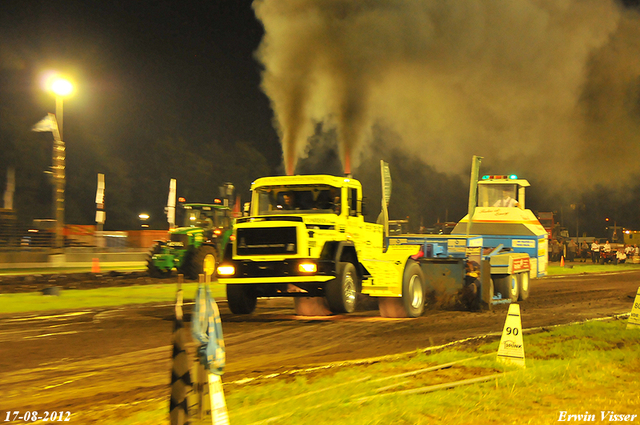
[
  {"left": 2, "top": 0, "right": 640, "bottom": 235},
  {"left": 0, "top": 0, "right": 279, "bottom": 162}
]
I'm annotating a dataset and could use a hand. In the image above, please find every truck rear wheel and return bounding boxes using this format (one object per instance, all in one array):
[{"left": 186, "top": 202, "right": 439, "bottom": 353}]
[
  {"left": 326, "top": 262, "right": 358, "bottom": 314},
  {"left": 147, "top": 243, "right": 172, "bottom": 278},
  {"left": 517, "top": 272, "right": 530, "bottom": 301},
  {"left": 185, "top": 245, "right": 217, "bottom": 280},
  {"left": 227, "top": 284, "right": 258, "bottom": 314},
  {"left": 495, "top": 275, "right": 519, "bottom": 302},
  {"left": 403, "top": 262, "right": 426, "bottom": 318}
]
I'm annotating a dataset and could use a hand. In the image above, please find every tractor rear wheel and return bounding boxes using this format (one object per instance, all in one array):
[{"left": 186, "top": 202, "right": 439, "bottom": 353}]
[
  {"left": 185, "top": 245, "right": 217, "bottom": 280},
  {"left": 326, "top": 262, "right": 358, "bottom": 314},
  {"left": 146, "top": 243, "right": 172, "bottom": 278},
  {"left": 227, "top": 284, "right": 258, "bottom": 314}
]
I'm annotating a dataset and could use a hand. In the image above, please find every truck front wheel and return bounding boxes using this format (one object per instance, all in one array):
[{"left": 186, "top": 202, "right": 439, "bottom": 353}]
[
  {"left": 227, "top": 284, "right": 258, "bottom": 314},
  {"left": 403, "top": 262, "right": 426, "bottom": 318},
  {"left": 326, "top": 262, "right": 358, "bottom": 314}
]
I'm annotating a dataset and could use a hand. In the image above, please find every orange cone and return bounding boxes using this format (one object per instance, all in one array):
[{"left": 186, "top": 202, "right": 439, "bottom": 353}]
[
  {"left": 560, "top": 256, "right": 565, "bottom": 267},
  {"left": 92, "top": 257, "right": 101, "bottom": 273}
]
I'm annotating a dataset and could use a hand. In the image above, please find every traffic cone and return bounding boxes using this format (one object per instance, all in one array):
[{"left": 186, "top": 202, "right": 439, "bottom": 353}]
[
  {"left": 91, "top": 257, "right": 101, "bottom": 273},
  {"left": 560, "top": 256, "right": 565, "bottom": 267}
]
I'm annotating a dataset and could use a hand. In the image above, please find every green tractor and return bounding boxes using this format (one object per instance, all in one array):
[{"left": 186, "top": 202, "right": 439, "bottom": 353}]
[{"left": 147, "top": 202, "right": 234, "bottom": 280}]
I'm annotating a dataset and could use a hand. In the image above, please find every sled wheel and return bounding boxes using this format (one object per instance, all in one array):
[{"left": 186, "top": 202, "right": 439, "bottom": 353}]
[
  {"left": 495, "top": 274, "right": 519, "bottom": 302},
  {"left": 517, "top": 272, "right": 530, "bottom": 301}
]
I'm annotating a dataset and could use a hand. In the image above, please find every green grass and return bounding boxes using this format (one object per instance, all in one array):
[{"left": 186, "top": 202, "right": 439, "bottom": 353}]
[
  {"left": 219, "top": 320, "right": 640, "bottom": 424},
  {"left": 100, "top": 319, "right": 640, "bottom": 424},
  {"left": 547, "top": 262, "right": 640, "bottom": 275},
  {"left": 0, "top": 283, "right": 227, "bottom": 314}
]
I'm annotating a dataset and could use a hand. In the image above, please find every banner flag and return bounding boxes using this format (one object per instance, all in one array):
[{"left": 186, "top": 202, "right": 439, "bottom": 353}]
[{"left": 32, "top": 113, "right": 61, "bottom": 141}]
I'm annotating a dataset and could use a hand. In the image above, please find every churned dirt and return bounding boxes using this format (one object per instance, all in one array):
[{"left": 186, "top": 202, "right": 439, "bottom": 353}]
[{"left": 0, "top": 267, "right": 638, "bottom": 423}]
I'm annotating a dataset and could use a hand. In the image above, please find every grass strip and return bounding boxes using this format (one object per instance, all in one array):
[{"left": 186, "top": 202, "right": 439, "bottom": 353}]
[
  {"left": 357, "top": 372, "right": 510, "bottom": 402},
  {"left": 0, "top": 263, "right": 146, "bottom": 276},
  {"left": 223, "top": 319, "right": 640, "bottom": 425},
  {"left": 0, "top": 283, "right": 227, "bottom": 314},
  {"left": 546, "top": 262, "right": 640, "bottom": 275}
]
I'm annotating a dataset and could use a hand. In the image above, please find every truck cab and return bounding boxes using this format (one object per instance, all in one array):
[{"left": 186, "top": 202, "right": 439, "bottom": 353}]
[{"left": 218, "top": 174, "right": 421, "bottom": 316}]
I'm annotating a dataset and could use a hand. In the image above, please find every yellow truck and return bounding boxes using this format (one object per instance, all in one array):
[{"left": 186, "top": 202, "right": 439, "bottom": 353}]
[{"left": 217, "top": 162, "right": 537, "bottom": 317}]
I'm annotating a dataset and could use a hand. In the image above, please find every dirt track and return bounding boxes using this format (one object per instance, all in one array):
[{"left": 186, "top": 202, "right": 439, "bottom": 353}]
[{"left": 0, "top": 269, "right": 638, "bottom": 423}]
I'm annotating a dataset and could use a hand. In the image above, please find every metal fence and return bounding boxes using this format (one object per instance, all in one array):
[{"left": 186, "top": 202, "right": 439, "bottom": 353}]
[{"left": 0, "top": 225, "right": 133, "bottom": 250}]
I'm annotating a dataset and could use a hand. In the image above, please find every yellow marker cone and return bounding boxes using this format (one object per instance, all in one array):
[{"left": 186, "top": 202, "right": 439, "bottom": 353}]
[
  {"left": 91, "top": 257, "right": 100, "bottom": 273},
  {"left": 627, "top": 286, "right": 640, "bottom": 330},
  {"left": 497, "top": 303, "right": 525, "bottom": 367},
  {"left": 208, "top": 373, "right": 229, "bottom": 425}
]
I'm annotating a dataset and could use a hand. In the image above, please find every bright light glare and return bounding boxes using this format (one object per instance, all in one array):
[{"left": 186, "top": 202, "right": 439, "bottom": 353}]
[
  {"left": 298, "top": 262, "right": 317, "bottom": 273},
  {"left": 139, "top": 213, "right": 149, "bottom": 220},
  {"left": 51, "top": 78, "right": 74, "bottom": 96},
  {"left": 217, "top": 265, "right": 235, "bottom": 276}
]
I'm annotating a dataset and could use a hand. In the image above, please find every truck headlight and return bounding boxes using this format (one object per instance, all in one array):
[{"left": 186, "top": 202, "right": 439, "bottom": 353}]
[
  {"left": 217, "top": 265, "right": 235, "bottom": 276},
  {"left": 298, "top": 262, "right": 317, "bottom": 273}
]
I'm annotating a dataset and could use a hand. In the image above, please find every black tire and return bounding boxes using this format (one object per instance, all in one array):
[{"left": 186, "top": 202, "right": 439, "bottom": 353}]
[
  {"left": 185, "top": 245, "right": 217, "bottom": 280},
  {"left": 494, "top": 274, "right": 519, "bottom": 302},
  {"left": 146, "top": 243, "right": 172, "bottom": 278},
  {"left": 326, "top": 262, "right": 358, "bottom": 314},
  {"left": 517, "top": 272, "right": 530, "bottom": 301},
  {"left": 488, "top": 278, "right": 495, "bottom": 304},
  {"left": 227, "top": 284, "right": 258, "bottom": 314},
  {"left": 402, "top": 261, "right": 426, "bottom": 318}
]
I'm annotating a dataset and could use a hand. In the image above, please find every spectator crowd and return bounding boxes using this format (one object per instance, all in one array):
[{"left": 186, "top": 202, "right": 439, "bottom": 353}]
[{"left": 549, "top": 238, "right": 639, "bottom": 265}]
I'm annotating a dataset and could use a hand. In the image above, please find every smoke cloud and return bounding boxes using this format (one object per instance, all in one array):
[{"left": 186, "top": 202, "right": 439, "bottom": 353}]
[{"left": 254, "top": 0, "right": 640, "bottom": 189}]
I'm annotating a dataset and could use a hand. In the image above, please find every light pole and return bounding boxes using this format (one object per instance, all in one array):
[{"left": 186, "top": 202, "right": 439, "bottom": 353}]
[
  {"left": 50, "top": 77, "right": 73, "bottom": 252},
  {"left": 139, "top": 213, "right": 150, "bottom": 228}
]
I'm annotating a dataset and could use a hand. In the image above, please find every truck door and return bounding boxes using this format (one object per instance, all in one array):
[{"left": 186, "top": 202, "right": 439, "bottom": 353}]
[{"left": 346, "top": 187, "right": 368, "bottom": 256}]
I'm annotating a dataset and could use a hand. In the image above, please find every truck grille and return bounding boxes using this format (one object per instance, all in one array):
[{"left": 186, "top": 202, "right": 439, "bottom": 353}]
[{"left": 236, "top": 227, "right": 297, "bottom": 255}]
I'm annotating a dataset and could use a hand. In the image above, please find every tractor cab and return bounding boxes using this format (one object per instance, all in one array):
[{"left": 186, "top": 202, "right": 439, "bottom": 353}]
[
  {"left": 477, "top": 174, "right": 529, "bottom": 209},
  {"left": 179, "top": 203, "right": 232, "bottom": 239},
  {"left": 452, "top": 173, "right": 548, "bottom": 278}
]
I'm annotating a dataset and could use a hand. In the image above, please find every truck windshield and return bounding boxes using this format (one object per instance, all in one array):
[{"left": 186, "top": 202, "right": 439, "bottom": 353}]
[
  {"left": 478, "top": 184, "right": 518, "bottom": 208},
  {"left": 255, "top": 185, "right": 341, "bottom": 215}
]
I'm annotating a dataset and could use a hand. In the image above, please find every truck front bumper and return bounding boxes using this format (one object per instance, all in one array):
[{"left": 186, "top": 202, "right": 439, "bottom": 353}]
[
  {"left": 217, "top": 258, "right": 336, "bottom": 286},
  {"left": 219, "top": 275, "right": 334, "bottom": 285}
]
